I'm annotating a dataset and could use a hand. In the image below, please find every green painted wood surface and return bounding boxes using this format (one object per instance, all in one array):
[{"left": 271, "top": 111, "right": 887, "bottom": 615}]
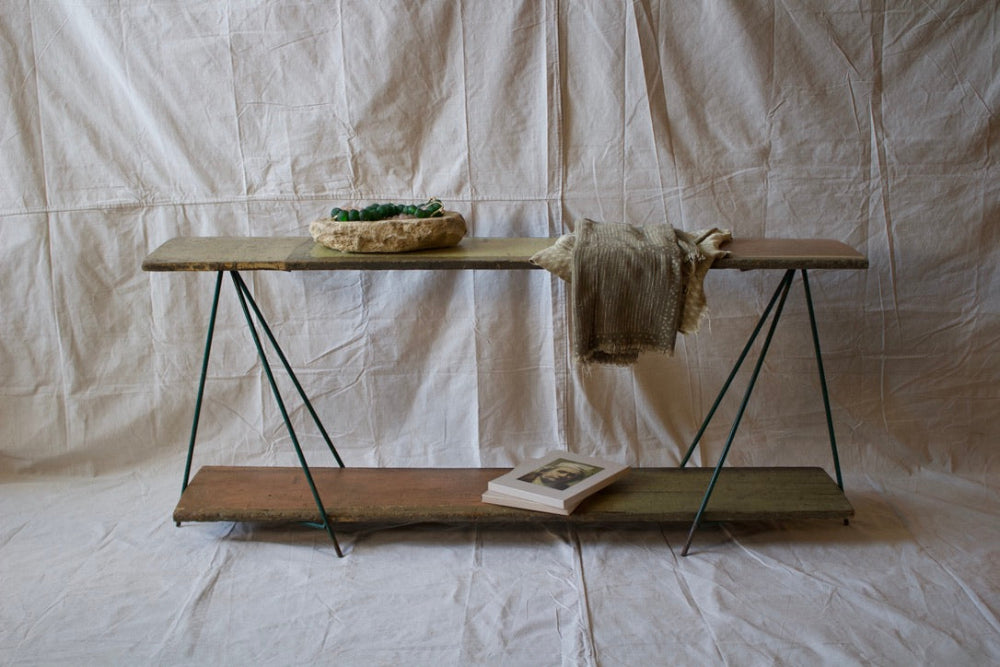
[
  {"left": 174, "top": 466, "right": 853, "bottom": 527},
  {"left": 143, "top": 237, "right": 868, "bottom": 272}
]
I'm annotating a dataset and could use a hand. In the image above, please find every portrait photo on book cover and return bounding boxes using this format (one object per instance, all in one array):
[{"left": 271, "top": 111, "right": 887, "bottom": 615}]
[{"left": 517, "top": 458, "right": 603, "bottom": 490}]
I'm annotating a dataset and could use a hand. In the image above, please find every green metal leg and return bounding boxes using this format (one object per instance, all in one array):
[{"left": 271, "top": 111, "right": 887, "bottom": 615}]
[
  {"left": 801, "top": 269, "right": 844, "bottom": 491},
  {"left": 230, "top": 272, "right": 345, "bottom": 468},
  {"left": 679, "top": 270, "right": 796, "bottom": 468},
  {"left": 177, "top": 269, "right": 344, "bottom": 554},
  {"left": 180, "top": 270, "right": 224, "bottom": 502},
  {"left": 681, "top": 270, "right": 794, "bottom": 557},
  {"left": 229, "top": 271, "right": 344, "bottom": 556},
  {"left": 679, "top": 268, "right": 848, "bottom": 555}
]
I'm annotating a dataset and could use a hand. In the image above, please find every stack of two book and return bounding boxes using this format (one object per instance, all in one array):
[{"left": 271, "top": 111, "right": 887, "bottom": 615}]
[{"left": 481, "top": 451, "right": 630, "bottom": 515}]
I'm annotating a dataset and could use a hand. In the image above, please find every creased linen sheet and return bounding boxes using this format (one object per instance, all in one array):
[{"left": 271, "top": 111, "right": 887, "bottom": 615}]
[{"left": 1, "top": 1, "right": 999, "bottom": 664}]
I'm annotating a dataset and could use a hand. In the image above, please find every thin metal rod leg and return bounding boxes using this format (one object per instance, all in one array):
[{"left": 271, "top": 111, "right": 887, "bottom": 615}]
[
  {"left": 181, "top": 271, "right": 224, "bottom": 499},
  {"left": 680, "top": 270, "right": 797, "bottom": 467},
  {"left": 231, "top": 272, "right": 345, "bottom": 468},
  {"left": 801, "top": 269, "right": 844, "bottom": 491},
  {"left": 230, "top": 272, "right": 344, "bottom": 557},
  {"left": 681, "top": 270, "right": 795, "bottom": 557}
]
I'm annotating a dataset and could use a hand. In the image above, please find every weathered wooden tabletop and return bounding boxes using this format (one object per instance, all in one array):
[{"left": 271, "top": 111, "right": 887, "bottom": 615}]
[{"left": 143, "top": 236, "right": 868, "bottom": 272}]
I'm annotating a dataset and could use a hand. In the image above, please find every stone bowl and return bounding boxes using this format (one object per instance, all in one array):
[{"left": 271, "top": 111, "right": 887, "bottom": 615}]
[{"left": 309, "top": 211, "right": 467, "bottom": 253}]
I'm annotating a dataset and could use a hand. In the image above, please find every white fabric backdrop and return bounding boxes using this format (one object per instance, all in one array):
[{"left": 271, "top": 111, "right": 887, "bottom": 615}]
[{"left": 2, "top": 1, "right": 999, "bottom": 664}]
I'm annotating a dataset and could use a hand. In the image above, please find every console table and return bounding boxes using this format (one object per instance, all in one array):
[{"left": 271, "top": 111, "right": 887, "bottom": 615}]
[{"left": 143, "top": 236, "right": 867, "bottom": 556}]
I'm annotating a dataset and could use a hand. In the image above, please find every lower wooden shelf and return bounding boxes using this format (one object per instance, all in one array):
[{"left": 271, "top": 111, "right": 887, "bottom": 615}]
[{"left": 174, "top": 466, "right": 853, "bottom": 528}]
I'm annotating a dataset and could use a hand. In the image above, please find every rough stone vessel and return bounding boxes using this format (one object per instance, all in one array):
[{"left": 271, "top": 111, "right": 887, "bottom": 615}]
[{"left": 310, "top": 212, "right": 467, "bottom": 253}]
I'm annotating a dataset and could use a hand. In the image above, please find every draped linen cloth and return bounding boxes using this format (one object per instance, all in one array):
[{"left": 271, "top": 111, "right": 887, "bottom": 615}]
[
  {"left": 572, "top": 220, "right": 683, "bottom": 365},
  {"left": 531, "top": 220, "right": 731, "bottom": 364}
]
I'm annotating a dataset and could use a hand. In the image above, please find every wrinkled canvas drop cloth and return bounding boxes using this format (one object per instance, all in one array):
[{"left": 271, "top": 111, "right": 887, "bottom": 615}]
[{"left": 531, "top": 220, "right": 731, "bottom": 365}]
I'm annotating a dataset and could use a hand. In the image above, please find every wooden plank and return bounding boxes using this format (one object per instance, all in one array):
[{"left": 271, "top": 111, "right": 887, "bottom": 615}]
[
  {"left": 143, "top": 236, "right": 868, "bottom": 272},
  {"left": 142, "top": 237, "right": 549, "bottom": 272},
  {"left": 714, "top": 238, "right": 868, "bottom": 270},
  {"left": 174, "top": 466, "right": 853, "bottom": 527}
]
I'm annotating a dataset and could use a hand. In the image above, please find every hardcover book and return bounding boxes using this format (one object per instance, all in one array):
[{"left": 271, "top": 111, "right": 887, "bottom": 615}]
[{"left": 482, "top": 451, "right": 629, "bottom": 514}]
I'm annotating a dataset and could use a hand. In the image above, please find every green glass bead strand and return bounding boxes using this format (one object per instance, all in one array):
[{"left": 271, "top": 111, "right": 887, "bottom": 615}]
[{"left": 330, "top": 198, "right": 444, "bottom": 222}]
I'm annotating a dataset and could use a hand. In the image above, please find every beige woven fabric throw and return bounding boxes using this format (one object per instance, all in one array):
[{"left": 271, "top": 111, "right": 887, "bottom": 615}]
[
  {"left": 530, "top": 221, "right": 732, "bottom": 365},
  {"left": 572, "top": 220, "right": 683, "bottom": 365}
]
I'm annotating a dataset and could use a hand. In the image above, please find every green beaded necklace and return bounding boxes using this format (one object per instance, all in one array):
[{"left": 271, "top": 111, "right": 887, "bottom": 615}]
[{"left": 330, "top": 197, "right": 444, "bottom": 222}]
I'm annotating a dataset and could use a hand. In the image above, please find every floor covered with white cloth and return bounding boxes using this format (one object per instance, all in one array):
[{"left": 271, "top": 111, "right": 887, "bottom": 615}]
[{"left": 3, "top": 465, "right": 999, "bottom": 664}]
